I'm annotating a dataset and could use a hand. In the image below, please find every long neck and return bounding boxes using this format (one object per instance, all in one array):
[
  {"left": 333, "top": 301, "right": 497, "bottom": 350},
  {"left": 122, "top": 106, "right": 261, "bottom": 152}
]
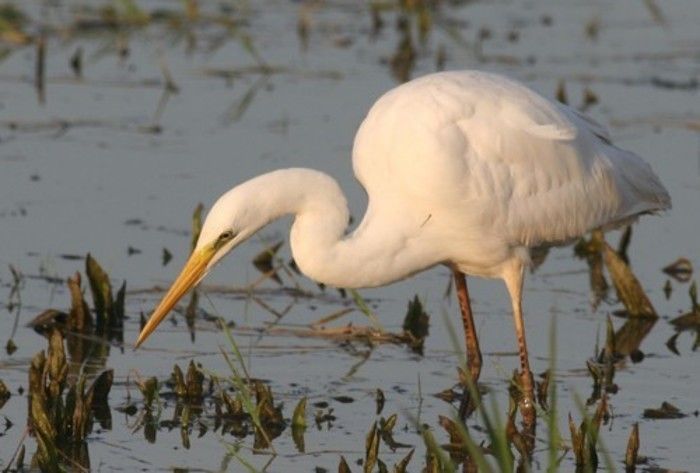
[{"left": 244, "top": 168, "right": 438, "bottom": 288}]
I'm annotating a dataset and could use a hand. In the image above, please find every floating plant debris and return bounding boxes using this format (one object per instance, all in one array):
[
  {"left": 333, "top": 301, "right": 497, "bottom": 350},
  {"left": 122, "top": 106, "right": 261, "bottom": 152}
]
[
  {"left": 5, "top": 338, "right": 17, "bottom": 355},
  {"left": 375, "top": 388, "right": 385, "bottom": 415},
  {"left": 0, "top": 379, "right": 10, "bottom": 409},
  {"left": 663, "top": 279, "right": 673, "bottom": 299},
  {"left": 662, "top": 257, "right": 693, "bottom": 282},
  {"left": 642, "top": 401, "right": 686, "bottom": 419},
  {"left": 162, "top": 247, "right": 173, "bottom": 266}
]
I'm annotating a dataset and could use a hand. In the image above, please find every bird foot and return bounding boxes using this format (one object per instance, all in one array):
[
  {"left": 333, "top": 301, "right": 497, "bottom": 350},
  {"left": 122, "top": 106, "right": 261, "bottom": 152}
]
[{"left": 517, "top": 369, "right": 537, "bottom": 429}]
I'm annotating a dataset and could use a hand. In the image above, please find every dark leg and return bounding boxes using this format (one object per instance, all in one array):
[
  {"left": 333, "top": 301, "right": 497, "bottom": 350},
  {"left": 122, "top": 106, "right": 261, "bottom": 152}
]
[
  {"left": 503, "top": 263, "right": 536, "bottom": 430},
  {"left": 452, "top": 269, "right": 482, "bottom": 383}
]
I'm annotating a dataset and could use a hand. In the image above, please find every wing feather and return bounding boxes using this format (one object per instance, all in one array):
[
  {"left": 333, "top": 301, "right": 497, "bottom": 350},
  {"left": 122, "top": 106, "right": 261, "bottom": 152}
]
[{"left": 352, "top": 70, "right": 670, "bottom": 254}]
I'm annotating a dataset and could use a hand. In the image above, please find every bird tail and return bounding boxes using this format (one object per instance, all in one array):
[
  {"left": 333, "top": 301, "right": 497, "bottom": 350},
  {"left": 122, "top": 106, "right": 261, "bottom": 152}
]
[{"left": 611, "top": 147, "right": 671, "bottom": 219}]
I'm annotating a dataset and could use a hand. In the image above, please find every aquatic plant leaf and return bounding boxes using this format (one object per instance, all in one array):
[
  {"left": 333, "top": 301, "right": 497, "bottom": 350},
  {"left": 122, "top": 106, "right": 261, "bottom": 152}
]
[
  {"left": 68, "top": 272, "right": 93, "bottom": 332},
  {"left": 574, "top": 232, "right": 609, "bottom": 306},
  {"left": 190, "top": 203, "right": 204, "bottom": 254},
  {"left": 33, "top": 425, "right": 60, "bottom": 473},
  {"left": 292, "top": 421, "right": 306, "bottom": 453},
  {"left": 402, "top": 295, "right": 429, "bottom": 354},
  {"left": 617, "top": 225, "right": 632, "bottom": 263},
  {"left": 393, "top": 448, "right": 414, "bottom": 473},
  {"left": 613, "top": 318, "right": 656, "bottom": 360},
  {"left": 88, "top": 369, "right": 114, "bottom": 403},
  {"left": 71, "top": 374, "right": 93, "bottom": 442},
  {"left": 380, "top": 413, "right": 397, "bottom": 432},
  {"left": 86, "top": 253, "right": 114, "bottom": 331},
  {"left": 186, "top": 360, "right": 204, "bottom": 402},
  {"left": 172, "top": 364, "right": 187, "bottom": 398},
  {"left": 114, "top": 281, "right": 126, "bottom": 327},
  {"left": 420, "top": 425, "right": 456, "bottom": 473},
  {"left": 669, "top": 309, "right": 700, "bottom": 330},
  {"left": 138, "top": 377, "right": 159, "bottom": 409},
  {"left": 379, "top": 414, "right": 411, "bottom": 451},
  {"left": 292, "top": 396, "right": 307, "bottom": 429},
  {"left": 291, "top": 397, "right": 307, "bottom": 452},
  {"left": 536, "top": 370, "right": 551, "bottom": 411},
  {"left": 602, "top": 241, "right": 657, "bottom": 318},
  {"left": 568, "top": 414, "right": 584, "bottom": 465},
  {"left": 364, "top": 421, "right": 380, "bottom": 473},
  {"left": 338, "top": 455, "right": 352, "bottom": 473},
  {"left": 29, "top": 351, "right": 57, "bottom": 440},
  {"left": 144, "top": 411, "right": 157, "bottom": 443},
  {"left": 254, "top": 382, "right": 283, "bottom": 426},
  {"left": 625, "top": 422, "right": 639, "bottom": 470},
  {"left": 0, "top": 379, "right": 10, "bottom": 409},
  {"left": 690, "top": 281, "right": 698, "bottom": 308},
  {"left": 438, "top": 415, "right": 462, "bottom": 447},
  {"left": 46, "top": 329, "right": 68, "bottom": 399},
  {"left": 181, "top": 404, "right": 191, "bottom": 449}
]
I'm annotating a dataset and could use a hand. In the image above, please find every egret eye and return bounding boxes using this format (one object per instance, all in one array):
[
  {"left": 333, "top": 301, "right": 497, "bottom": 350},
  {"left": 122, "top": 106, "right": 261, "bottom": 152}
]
[{"left": 219, "top": 230, "right": 235, "bottom": 241}]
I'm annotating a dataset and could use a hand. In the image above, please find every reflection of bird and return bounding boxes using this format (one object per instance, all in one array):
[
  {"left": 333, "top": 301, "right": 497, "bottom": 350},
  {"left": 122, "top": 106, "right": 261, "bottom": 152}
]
[{"left": 136, "top": 70, "right": 670, "bottom": 415}]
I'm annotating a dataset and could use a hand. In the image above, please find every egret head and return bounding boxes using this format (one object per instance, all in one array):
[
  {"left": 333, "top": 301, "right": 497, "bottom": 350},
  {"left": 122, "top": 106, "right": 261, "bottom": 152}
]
[{"left": 135, "top": 190, "right": 260, "bottom": 348}]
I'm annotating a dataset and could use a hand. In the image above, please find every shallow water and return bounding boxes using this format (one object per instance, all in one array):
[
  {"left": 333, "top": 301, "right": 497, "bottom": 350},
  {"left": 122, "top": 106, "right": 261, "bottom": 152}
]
[{"left": 1, "top": 0, "right": 699, "bottom": 471}]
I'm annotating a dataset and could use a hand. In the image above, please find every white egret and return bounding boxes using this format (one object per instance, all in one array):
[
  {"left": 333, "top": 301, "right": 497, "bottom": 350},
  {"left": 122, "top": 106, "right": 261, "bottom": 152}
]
[{"left": 135, "top": 70, "right": 670, "bottom": 419}]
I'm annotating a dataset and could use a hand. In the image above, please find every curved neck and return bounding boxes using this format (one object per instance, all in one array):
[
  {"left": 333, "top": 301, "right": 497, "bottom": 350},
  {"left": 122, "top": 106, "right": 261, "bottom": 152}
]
[{"left": 244, "top": 168, "right": 438, "bottom": 288}]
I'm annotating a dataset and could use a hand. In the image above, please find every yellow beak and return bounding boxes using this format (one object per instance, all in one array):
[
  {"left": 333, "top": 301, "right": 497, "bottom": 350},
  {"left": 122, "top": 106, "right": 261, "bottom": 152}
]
[{"left": 135, "top": 246, "right": 215, "bottom": 348}]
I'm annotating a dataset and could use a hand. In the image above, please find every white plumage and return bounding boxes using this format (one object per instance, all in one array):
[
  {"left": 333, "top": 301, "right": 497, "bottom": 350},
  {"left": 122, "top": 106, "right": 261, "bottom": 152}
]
[
  {"left": 351, "top": 71, "right": 669, "bottom": 280},
  {"left": 136, "top": 70, "right": 670, "bottom": 414}
]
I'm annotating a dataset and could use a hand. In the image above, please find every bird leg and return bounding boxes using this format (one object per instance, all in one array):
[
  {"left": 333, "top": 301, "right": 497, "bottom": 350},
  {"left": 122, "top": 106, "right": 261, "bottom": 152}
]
[
  {"left": 504, "top": 263, "right": 536, "bottom": 430},
  {"left": 452, "top": 269, "right": 482, "bottom": 384}
]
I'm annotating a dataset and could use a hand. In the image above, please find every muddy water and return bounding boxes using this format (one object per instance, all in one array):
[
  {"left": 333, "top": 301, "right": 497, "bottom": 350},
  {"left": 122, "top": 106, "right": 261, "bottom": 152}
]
[{"left": 1, "top": 0, "right": 699, "bottom": 471}]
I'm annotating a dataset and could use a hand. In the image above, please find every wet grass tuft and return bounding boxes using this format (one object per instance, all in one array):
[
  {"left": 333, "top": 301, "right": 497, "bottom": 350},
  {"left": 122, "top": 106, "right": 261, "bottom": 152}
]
[{"left": 27, "top": 329, "right": 114, "bottom": 471}]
